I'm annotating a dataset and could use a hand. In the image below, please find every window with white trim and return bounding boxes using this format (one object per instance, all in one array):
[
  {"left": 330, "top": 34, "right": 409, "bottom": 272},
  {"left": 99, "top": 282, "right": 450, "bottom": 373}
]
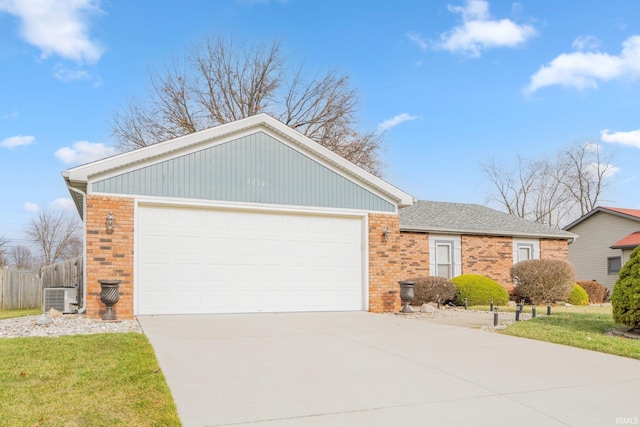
[
  {"left": 435, "top": 241, "right": 453, "bottom": 279},
  {"left": 513, "top": 238, "right": 540, "bottom": 264},
  {"left": 429, "top": 234, "right": 461, "bottom": 279}
]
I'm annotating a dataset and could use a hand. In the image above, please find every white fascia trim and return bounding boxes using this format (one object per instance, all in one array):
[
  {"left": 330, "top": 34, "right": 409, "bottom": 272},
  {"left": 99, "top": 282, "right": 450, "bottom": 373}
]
[
  {"left": 132, "top": 194, "right": 376, "bottom": 218},
  {"left": 65, "top": 113, "right": 414, "bottom": 207}
]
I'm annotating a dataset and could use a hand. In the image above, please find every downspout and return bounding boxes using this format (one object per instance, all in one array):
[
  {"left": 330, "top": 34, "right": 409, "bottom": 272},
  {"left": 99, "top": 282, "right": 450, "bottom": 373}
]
[{"left": 65, "top": 183, "right": 88, "bottom": 314}]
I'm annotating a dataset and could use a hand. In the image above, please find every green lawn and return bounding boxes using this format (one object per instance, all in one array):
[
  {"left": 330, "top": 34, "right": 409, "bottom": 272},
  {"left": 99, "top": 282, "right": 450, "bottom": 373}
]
[
  {"left": 499, "top": 305, "right": 640, "bottom": 360},
  {"left": 0, "top": 308, "right": 43, "bottom": 320},
  {"left": 0, "top": 332, "right": 181, "bottom": 426}
]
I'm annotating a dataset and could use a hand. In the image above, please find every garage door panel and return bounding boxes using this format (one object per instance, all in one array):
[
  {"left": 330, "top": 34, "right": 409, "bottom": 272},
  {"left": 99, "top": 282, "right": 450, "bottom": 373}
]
[{"left": 137, "top": 205, "right": 364, "bottom": 315}]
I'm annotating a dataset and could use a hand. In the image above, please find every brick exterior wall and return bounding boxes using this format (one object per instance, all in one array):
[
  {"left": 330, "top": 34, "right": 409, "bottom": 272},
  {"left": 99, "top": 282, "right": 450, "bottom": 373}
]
[
  {"left": 368, "top": 213, "right": 402, "bottom": 312},
  {"left": 395, "top": 232, "right": 572, "bottom": 293},
  {"left": 461, "top": 235, "right": 514, "bottom": 291},
  {"left": 540, "top": 239, "right": 569, "bottom": 261},
  {"left": 398, "top": 232, "right": 429, "bottom": 277},
  {"left": 85, "top": 195, "right": 135, "bottom": 319}
]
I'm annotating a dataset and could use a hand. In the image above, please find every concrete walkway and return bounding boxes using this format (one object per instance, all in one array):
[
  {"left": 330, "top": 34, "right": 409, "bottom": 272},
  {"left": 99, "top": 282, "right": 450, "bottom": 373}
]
[{"left": 138, "top": 312, "right": 640, "bottom": 427}]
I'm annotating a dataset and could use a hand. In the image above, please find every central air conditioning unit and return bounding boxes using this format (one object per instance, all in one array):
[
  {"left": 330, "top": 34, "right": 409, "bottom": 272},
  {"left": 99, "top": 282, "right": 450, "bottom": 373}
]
[{"left": 43, "top": 287, "right": 78, "bottom": 313}]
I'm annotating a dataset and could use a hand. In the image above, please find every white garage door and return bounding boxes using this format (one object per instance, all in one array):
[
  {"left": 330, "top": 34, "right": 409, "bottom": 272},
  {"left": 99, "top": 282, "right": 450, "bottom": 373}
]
[{"left": 136, "top": 205, "right": 365, "bottom": 314}]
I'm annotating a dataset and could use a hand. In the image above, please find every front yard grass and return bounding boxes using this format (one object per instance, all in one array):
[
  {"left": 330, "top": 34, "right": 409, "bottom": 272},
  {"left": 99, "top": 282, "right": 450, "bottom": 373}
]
[
  {"left": 0, "top": 333, "right": 181, "bottom": 426},
  {"left": 498, "top": 305, "right": 640, "bottom": 360},
  {"left": 0, "top": 308, "right": 43, "bottom": 320}
]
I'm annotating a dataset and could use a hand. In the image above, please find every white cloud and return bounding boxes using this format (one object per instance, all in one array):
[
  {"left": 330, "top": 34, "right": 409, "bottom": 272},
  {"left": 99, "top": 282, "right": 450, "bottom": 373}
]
[
  {"left": 54, "top": 65, "right": 92, "bottom": 82},
  {"left": 0, "top": 135, "right": 35, "bottom": 148},
  {"left": 49, "top": 198, "right": 75, "bottom": 210},
  {"left": 601, "top": 129, "right": 640, "bottom": 148},
  {"left": 407, "top": 32, "right": 428, "bottom": 50},
  {"left": 377, "top": 113, "right": 418, "bottom": 132},
  {"left": 0, "top": 0, "right": 104, "bottom": 63},
  {"left": 525, "top": 35, "right": 640, "bottom": 94},
  {"left": 434, "top": 0, "right": 536, "bottom": 57},
  {"left": 54, "top": 140, "right": 116, "bottom": 164},
  {"left": 23, "top": 202, "right": 39, "bottom": 212},
  {"left": 585, "top": 162, "right": 620, "bottom": 179},
  {"left": 572, "top": 36, "right": 601, "bottom": 52},
  {"left": 1, "top": 111, "right": 18, "bottom": 119}
]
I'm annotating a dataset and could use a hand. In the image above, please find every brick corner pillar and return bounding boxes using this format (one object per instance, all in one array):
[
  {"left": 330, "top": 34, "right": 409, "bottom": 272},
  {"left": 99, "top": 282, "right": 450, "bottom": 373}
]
[
  {"left": 85, "top": 195, "right": 135, "bottom": 319},
  {"left": 368, "top": 213, "right": 402, "bottom": 313}
]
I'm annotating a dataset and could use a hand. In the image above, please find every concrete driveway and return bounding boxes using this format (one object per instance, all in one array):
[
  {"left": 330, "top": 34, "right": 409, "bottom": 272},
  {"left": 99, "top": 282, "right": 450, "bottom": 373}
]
[{"left": 138, "top": 312, "right": 640, "bottom": 427}]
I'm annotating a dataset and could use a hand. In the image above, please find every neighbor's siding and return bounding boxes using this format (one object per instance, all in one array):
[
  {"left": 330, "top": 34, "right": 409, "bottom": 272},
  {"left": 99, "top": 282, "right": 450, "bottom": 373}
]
[
  {"left": 567, "top": 212, "right": 640, "bottom": 290},
  {"left": 93, "top": 132, "right": 394, "bottom": 212}
]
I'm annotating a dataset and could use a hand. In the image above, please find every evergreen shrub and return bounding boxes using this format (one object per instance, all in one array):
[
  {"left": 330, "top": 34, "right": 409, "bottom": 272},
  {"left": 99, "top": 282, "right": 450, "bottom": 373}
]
[{"left": 451, "top": 274, "right": 509, "bottom": 306}]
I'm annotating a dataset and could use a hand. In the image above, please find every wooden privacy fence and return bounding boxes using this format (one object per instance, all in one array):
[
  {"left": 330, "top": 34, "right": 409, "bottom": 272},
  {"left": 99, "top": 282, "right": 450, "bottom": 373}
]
[
  {"left": 0, "top": 269, "right": 41, "bottom": 310},
  {"left": 0, "top": 257, "right": 83, "bottom": 311}
]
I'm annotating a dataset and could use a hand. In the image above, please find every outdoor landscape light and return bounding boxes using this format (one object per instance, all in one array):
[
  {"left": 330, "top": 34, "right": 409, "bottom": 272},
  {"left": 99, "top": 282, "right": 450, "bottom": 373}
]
[
  {"left": 106, "top": 211, "right": 115, "bottom": 232},
  {"left": 382, "top": 228, "right": 391, "bottom": 241}
]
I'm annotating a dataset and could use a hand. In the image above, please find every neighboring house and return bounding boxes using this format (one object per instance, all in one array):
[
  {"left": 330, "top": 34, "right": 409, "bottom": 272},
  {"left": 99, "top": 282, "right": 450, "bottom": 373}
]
[
  {"left": 63, "top": 114, "right": 575, "bottom": 319},
  {"left": 563, "top": 207, "right": 640, "bottom": 290},
  {"left": 399, "top": 201, "right": 576, "bottom": 292}
]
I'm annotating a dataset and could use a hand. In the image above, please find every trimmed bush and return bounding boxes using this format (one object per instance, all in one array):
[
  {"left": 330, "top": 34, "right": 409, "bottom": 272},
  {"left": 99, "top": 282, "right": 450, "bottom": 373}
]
[
  {"left": 567, "top": 284, "right": 589, "bottom": 305},
  {"left": 510, "top": 259, "right": 576, "bottom": 304},
  {"left": 576, "top": 280, "right": 606, "bottom": 304},
  {"left": 451, "top": 274, "right": 509, "bottom": 306},
  {"left": 611, "top": 246, "right": 640, "bottom": 330},
  {"left": 410, "top": 276, "right": 456, "bottom": 305}
]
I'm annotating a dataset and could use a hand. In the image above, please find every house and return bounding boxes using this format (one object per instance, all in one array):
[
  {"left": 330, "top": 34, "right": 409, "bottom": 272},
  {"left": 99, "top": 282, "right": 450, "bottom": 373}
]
[
  {"left": 398, "top": 201, "right": 576, "bottom": 292},
  {"left": 63, "top": 114, "right": 575, "bottom": 319},
  {"left": 563, "top": 207, "right": 640, "bottom": 290},
  {"left": 63, "top": 114, "right": 413, "bottom": 318}
]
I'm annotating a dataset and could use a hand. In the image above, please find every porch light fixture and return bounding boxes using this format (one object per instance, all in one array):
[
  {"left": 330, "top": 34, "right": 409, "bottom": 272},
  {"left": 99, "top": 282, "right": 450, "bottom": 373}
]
[
  {"left": 106, "top": 211, "right": 115, "bottom": 233},
  {"left": 382, "top": 228, "right": 391, "bottom": 242}
]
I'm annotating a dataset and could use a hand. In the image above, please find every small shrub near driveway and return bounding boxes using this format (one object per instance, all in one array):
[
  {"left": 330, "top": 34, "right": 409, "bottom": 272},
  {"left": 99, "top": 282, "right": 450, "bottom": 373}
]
[
  {"left": 612, "top": 246, "right": 640, "bottom": 331},
  {"left": 451, "top": 274, "right": 509, "bottom": 306},
  {"left": 510, "top": 259, "right": 576, "bottom": 304},
  {"left": 410, "top": 276, "right": 456, "bottom": 305},
  {"left": 576, "top": 280, "right": 606, "bottom": 304},
  {"left": 567, "top": 284, "right": 589, "bottom": 306}
]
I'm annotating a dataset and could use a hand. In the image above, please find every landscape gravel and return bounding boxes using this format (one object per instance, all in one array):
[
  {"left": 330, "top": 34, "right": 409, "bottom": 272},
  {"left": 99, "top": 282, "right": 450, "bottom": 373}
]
[{"left": 0, "top": 314, "right": 142, "bottom": 339}]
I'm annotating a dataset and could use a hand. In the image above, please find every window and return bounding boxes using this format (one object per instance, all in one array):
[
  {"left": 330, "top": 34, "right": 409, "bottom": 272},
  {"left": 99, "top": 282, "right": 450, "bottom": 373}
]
[
  {"left": 517, "top": 244, "right": 534, "bottom": 263},
  {"left": 608, "top": 257, "right": 622, "bottom": 275},
  {"left": 435, "top": 242, "right": 453, "bottom": 278},
  {"left": 429, "top": 234, "right": 460, "bottom": 278},
  {"left": 513, "top": 239, "right": 539, "bottom": 264}
]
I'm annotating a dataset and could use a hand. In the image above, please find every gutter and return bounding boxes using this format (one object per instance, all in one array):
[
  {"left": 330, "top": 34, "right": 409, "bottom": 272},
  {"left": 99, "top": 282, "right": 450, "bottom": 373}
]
[{"left": 64, "top": 180, "right": 87, "bottom": 314}]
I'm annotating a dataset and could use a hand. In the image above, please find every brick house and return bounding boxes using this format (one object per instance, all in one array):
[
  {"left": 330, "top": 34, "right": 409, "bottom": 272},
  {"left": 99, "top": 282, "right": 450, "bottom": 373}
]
[
  {"left": 399, "top": 201, "right": 576, "bottom": 292},
  {"left": 63, "top": 115, "right": 575, "bottom": 318}
]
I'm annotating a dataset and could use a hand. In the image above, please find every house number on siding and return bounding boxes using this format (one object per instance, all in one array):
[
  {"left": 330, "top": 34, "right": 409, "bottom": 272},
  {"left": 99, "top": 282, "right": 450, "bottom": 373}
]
[{"left": 246, "top": 178, "right": 266, "bottom": 187}]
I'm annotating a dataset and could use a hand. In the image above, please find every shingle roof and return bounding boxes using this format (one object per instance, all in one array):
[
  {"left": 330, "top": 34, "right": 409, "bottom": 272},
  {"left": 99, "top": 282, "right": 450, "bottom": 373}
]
[
  {"left": 563, "top": 206, "right": 640, "bottom": 230},
  {"left": 399, "top": 200, "right": 575, "bottom": 239},
  {"left": 601, "top": 207, "right": 640, "bottom": 219},
  {"left": 611, "top": 231, "right": 640, "bottom": 249}
]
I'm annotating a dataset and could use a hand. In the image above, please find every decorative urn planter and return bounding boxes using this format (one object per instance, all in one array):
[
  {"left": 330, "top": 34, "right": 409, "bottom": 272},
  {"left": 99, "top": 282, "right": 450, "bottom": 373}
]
[
  {"left": 99, "top": 280, "right": 122, "bottom": 320},
  {"left": 398, "top": 281, "right": 416, "bottom": 313}
]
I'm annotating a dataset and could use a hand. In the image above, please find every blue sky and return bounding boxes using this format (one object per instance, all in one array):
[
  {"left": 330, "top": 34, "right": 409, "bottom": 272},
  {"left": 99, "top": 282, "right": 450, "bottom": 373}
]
[{"left": 1, "top": 0, "right": 639, "bottom": 245}]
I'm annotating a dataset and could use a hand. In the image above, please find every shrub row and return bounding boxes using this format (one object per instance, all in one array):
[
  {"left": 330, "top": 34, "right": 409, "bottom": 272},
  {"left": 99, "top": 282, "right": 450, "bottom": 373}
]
[{"left": 576, "top": 280, "right": 607, "bottom": 304}]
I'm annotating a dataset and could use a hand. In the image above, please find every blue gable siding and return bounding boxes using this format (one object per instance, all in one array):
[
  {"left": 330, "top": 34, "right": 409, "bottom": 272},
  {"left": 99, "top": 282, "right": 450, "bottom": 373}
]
[{"left": 92, "top": 132, "right": 394, "bottom": 212}]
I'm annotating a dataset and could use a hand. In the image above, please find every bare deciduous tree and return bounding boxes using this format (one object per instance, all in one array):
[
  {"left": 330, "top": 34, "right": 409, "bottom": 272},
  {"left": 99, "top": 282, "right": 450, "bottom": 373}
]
[
  {"left": 25, "top": 209, "right": 82, "bottom": 266},
  {"left": 8, "top": 245, "right": 35, "bottom": 270},
  {"left": 112, "top": 35, "right": 384, "bottom": 175},
  {"left": 0, "top": 236, "right": 9, "bottom": 268},
  {"left": 481, "top": 143, "right": 614, "bottom": 227}
]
